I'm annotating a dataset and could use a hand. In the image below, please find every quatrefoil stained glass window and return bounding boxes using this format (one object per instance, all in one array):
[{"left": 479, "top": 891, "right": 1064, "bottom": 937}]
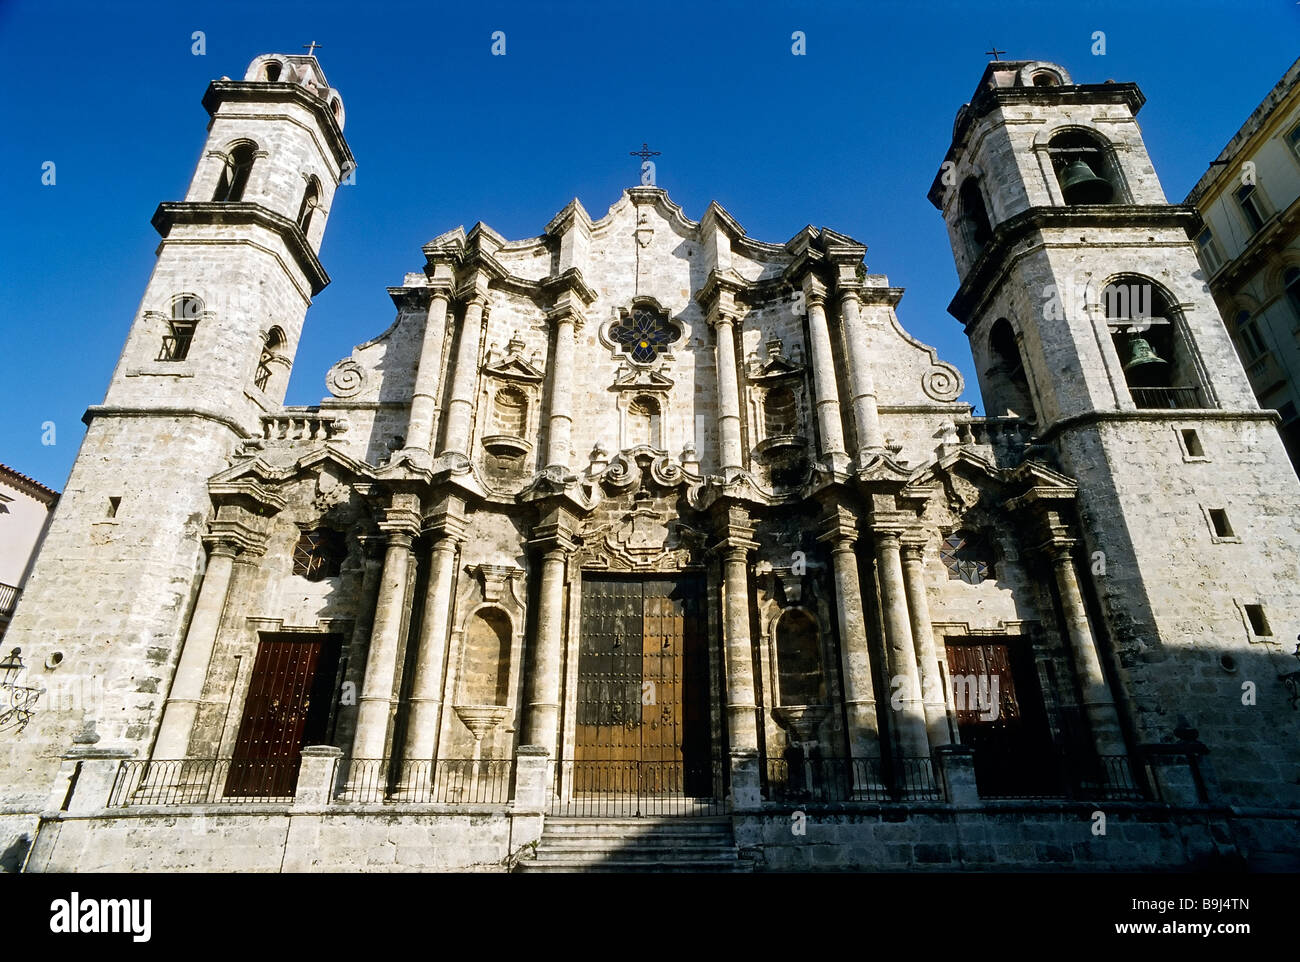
[
  {"left": 611, "top": 307, "right": 678, "bottom": 363},
  {"left": 940, "top": 532, "right": 995, "bottom": 585}
]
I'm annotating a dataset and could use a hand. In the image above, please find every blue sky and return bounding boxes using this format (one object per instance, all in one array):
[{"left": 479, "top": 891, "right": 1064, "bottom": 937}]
[{"left": 2, "top": 0, "right": 1298, "bottom": 489}]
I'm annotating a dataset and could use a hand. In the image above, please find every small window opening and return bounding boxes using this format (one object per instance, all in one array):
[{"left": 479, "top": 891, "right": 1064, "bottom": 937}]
[
  {"left": 1180, "top": 429, "right": 1204, "bottom": 457},
  {"left": 213, "top": 142, "right": 256, "bottom": 203},
  {"left": 292, "top": 528, "right": 346, "bottom": 581},
  {"left": 940, "top": 531, "right": 996, "bottom": 585},
  {"left": 265, "top": 62, "right": 282, "bottom": 82},
  {"left": 1235, "top": 184, "right": 1266, "bottom": 233},
  {"left": 1049, "top": 130, "right": 1119, "bottom": 205},
  {"left": 1208, "top": 508, "right": 1233, "bottom": 538},
  {"left": 1244, "top": 604, "right": 1271, "bottom": 637},
  {"left": 106, "top": 497, "right": 121, "bottom": 519},
  {"left": 297, "top": 176, "right": 321, "bottom": 235},
  {"left": 1032, "top": 73, "right": 1057, "bottom": 87},
  {"left": 160, "top": 296, "right": 202, "bottom": 361},
  {"left": 958, "top": 178, "right": 993, "bottom": 259}
]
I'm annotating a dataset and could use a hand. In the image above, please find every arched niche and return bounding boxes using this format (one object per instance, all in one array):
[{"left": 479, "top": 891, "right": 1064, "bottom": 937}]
[
  {"left": 460, "top": 607, "right": 512, "bottom": 707},
  {"left": 774, "top": 608, "right": 825, "bottom": 706}
]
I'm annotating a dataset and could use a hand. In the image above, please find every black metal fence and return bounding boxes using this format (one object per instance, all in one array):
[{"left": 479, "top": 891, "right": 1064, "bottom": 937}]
[
  {"left": 973, "top": 749, "right": 1145, "bottom": 801},
  {"left": 549, "top": 758, "right": 726, "bottom": 817},
  {"left": 1130, "top": 386, "right": 1203, "bottom": 410},
  {"left": 336, "top": 758, "right": 513, "bottom": 805},
  {"left": 108, "top": 758, "right": 300, "bottom": 806},
  {"left": 763, "top": 755, "right": 942, "bottom": 803}
]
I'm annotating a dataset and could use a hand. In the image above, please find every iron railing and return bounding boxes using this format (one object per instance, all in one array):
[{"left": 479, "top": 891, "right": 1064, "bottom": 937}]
[
  {"left": 108, "top": 758, "right": 300, "bottom": 806},
  {"left": 1130, "top": 386, "right": 1204, "bottom": 410},
  {"left": 337, "top": 758, "right": 513, "bottom": 805},
  {"left": 549, "top": 758, "right": 726, "bottom": 817},
  {"left": 0, "top": 583, "right": 19, "bottom": 618},
  {"left": 763, "top": 756, "right": 941, "bottom": 803},
  {"left": 157, "top": 334, "right": 193, "bottom": 361},
  {"left": 973, "top": 749, "right": 1145, "bottom": 801}
]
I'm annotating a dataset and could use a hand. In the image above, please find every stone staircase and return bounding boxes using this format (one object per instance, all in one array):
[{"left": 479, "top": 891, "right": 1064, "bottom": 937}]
[{"left": 515, "top": 817, "right": 754, "bottom": 873}]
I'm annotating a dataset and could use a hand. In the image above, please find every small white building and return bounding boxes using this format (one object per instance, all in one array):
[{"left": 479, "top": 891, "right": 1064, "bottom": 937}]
[{"left": 0, "top": 464, "right": 58, "bottom": 639}]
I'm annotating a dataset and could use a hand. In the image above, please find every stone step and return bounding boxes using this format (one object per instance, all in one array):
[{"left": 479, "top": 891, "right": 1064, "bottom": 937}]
[
  {"left": 536, "top": 841, "right": 740, "bottom": 856},
  {"left": 520, "top": 855, "right": 752, "bottom": 873},
  {"left": 517, "top": 815, "right": 751, "bottom": 873}
]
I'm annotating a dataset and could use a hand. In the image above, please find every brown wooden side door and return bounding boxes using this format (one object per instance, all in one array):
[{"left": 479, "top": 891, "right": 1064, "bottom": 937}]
[
  {"left": 226, "top": 633, "right": 341, "bottom": 797},
  {"left": 945, "top": 640, "right": 1057, "bottom": 796}
]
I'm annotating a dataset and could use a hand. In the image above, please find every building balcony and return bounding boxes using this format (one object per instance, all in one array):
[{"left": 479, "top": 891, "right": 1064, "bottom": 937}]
[{"left": 0, "top": 583, "right": 19, "bottom": 619}]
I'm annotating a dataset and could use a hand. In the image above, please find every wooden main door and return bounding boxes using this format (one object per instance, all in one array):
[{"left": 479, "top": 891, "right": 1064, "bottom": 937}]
[
  {"left": 225, "top": 633, "right": 342, "bottom": 797},
  {"left": 945, "top": 640, "right": 1057, "bottom": 797},
  {"left": 575, "top": 576, "right": 712, "bottom": 795}
]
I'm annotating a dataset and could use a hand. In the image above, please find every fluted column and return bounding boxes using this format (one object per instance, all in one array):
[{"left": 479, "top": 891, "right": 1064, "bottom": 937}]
[
  {"left": 545, "top": 309, "right": 578, "bottom": 473},
  {"left": 837, "top": 288, "right": 885, "bottom": 462},
  {"left": 900, "top": 540, "right": 952, "bottom": 749},
  {"left": 521, "top": 545, "right": 572, "bottom": 756},
  {"left": 874, "top": 529, "right": 929, "bottom": 758},
  {"left": 1049, "top": 543, "right": 1126, "bottom": 756},
  {"left": 401, "top": 512, "right": 466, "bottom": 765},
  {"left": 817, "top": 512, "right": 880, "bottom": 760},
  {"left": 439, "top": 281, "right": 487, "bottom": 460},
  {"left": 405, "top": 285, "right": 452, "bottom": 453},
  {"left": 711, "top": 311, "right": 745, "bottom": 476},
  {"left": 351, "top": 508, "right": 420, "bottom": 761},
  {"left": 152, "top": 540, "right": 238, "bottom": 759},
  {"left": 801, "top": 275, "right": 850, "bottom": 474}
]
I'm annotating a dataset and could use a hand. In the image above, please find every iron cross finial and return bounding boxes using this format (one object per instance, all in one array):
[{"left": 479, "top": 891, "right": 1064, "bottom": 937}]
[
  {"left": 985, "top": 44, "right": 1006, "bottom": 61},
  {"left": 630, "top": 143, "right": 661, "bottom": 163},
  {"left": 303, "top": 41, "right": 324, "bottom": 57}
]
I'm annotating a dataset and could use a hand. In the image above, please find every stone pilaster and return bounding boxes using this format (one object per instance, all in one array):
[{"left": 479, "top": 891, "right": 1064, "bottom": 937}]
[
  {"left": 401, "top": 497, "right": 467, "bottom": 766},
  {"left": 544, "top": 308, "right": 581, "bottom": 473},
  {"left": 405, "top": 276, "right": 454, "bottom": 454},
  {"left": 698, "top": 271, "right": 748, "bottom": 479},
  {"left": 350, "top": 499, "right": 421, "bottom": 762},
  {"left": 816, "top": 507, "right": 881, "bottom": 761},
  {"left": 711, "top": 508, "right": 760, "bottom": 755},
  {"left": 801, "top": 274, "right": 850, "bottom": 474},
  {"left": 438, "top": 272, "right": 490, "bottom": 460},
  {"left": 1046, "top": 541, "right": 1126, "bottom": 756},
  {"left": 521, "top": 509, "right": 578, "bottom": 758},
  {"left": 873, "top": 528, "right": 930, "bottom": 758},
  {"left": 836, "top": 287, "right": 886, "bottom": 462},
  {"left": 152, "top": 539, "right": 239, "bottom": 760},
  {"left": 900, "top": 538, "right": 953, "bottom": 749}
]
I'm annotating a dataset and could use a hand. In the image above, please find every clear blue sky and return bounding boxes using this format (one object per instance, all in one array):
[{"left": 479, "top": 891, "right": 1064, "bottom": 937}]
[{"left": 2, "top": 0, "right": 1297, "bottom": 489}]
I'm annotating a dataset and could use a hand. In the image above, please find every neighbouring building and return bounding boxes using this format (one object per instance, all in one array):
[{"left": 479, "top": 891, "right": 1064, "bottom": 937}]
[
  {"left": 1186, "top": 55, "right": 1300, "bottom": 470},
  {"left": 2, "top": 54, "right": 1299, "bottom": 874},
  {"left": 0, "top": 464, "right": 59, "bottom": 640}
]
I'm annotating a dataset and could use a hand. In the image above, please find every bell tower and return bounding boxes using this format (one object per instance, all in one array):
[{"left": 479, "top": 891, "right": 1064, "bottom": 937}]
[
  {"left": 928, "top": 59, "right": 1300, "bottom": 806},
  {"left": 0, "top": 53, "right": 354, "bottom": 802}
]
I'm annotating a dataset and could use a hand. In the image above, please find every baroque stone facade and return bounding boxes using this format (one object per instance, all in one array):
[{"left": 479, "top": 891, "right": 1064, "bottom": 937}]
[{"left": 5, "top": 55, "right": 1300, "bottom": 873}]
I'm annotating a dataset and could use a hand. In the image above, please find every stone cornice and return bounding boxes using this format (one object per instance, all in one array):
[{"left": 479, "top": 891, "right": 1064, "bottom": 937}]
[
  {"left": 947, "top": 205, "right": 1202, "bottom": 325},
  {"left": 153, "top": 202, "right": 330, "bottom": 295},
  {"left": 1037, "top": 406, "right": 1280, "bottom": 444},
  {"left": 83, "top": 403, "right": 254, "bottom": 439},
  {"left": 202, "top": 80, "right": 355, "bottom": 173},
  {"left": 539, "top": 268, "right": 598, "bottom": 309}
]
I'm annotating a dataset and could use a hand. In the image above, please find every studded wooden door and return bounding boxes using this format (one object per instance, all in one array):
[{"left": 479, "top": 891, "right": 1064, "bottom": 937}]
[
  {"left": 225, "top": 633, "right": 341, "bottom": 797},
  {"left": 575, "top": 576, "right": 709, "bottom": 794}
]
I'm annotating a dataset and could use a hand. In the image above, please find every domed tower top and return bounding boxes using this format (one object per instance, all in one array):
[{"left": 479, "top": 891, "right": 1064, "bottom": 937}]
[{"left": 242, "top": 52, "right": 346, "bottom": 129}]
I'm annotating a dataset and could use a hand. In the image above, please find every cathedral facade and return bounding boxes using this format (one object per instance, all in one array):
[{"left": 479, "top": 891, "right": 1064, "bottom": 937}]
[{"left": 4, "top": 54, "right": 1300, "bottom": 872}]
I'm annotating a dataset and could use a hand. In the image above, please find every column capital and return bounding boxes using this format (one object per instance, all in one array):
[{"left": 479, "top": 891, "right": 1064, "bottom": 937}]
[
  {"left": 800, "top": 272, "right": 829, "bottom": 306},
  {"left": 816, "top": 505, "right": 859, "bottom": 547},
  {"left": 545, "top": 302, "right": 586, "bottom": 332},
  {"left": 379, "top": 506, "right": 422, "bottom": 544},
  {"left": 203, "top": 520, "right": 267, "bottom": 559},
  {"left": 870, "top": 526, "right": 905, "bottom": 549},
  {"left": 202, "top": 538, "right": 241, "bottom": 560},
  {"left": 900, "top": 536, "right": 930, "bottom": 562},
  {"left": 697, "top": 268, "right": 747, "bottom": 321},
  {"left": 706, "top": 308, "right": 741, "bottom": 331},
  {"left": 455, "top": 269, "right": 493, "bottom": 305}
]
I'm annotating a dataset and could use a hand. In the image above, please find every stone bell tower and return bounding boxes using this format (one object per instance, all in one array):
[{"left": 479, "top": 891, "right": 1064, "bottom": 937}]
[
  {"left": 0, "top": 53, "right": 354, "bottom": 802},
  {"left": 928, "top": 58, "right": 1300, "bottom": 806}
]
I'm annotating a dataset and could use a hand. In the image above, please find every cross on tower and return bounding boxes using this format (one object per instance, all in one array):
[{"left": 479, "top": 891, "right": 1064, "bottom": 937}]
[
  {"left": 985, "top": 44, "right": 1006, "bottom": 61},
  {"left": 630, "top": 143, "right": 661, "bottom": 163},
  {"left": 303, "top": 41, "right": 324, "bottom": 57}
]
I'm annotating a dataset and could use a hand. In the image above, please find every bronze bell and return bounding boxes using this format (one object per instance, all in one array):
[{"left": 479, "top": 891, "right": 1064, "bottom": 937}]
[
  {"left": 1123, "top": 335, "right": 1168, "bottom": 372},
  {"left": 1059, "top": 158, "right": 1114, "bottom": 205}
]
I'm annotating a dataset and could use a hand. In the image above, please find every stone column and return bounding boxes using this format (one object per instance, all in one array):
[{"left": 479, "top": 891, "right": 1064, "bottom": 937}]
[
  {"left": 405, "top": 285, "right": 452, "bottom": 453},
  {"left": 817, "top": 511, "right": 880, "bottom": 761},
  {"left": 900, "top": 539, "right": 953, "bottom": 749},
  {"left": 152, "top": 540, "right": 238, "bottom": 760},
  {"left": 522, "top": 513, "right": 576, "bottom": 757},
  {"left": 710, "top": 311, "right": 745, "bottom": 476},
  {"left": 837, "top": 288, "right": 885, "bottom": 462},
  {"left": 401, "top": 512, "right": 466, "bottom": 766},
  {"left": 874, "top": 529, "right": 929, "bottom": 758},
  {"left": 351, "top": 510, "right": 419, "bottom": 761},
  {"left": 714, "top": 518, "right": 759, "bottom": 754},
  {"left": 439, "top": 281, "right": 487, "bottom": 460},
  {"left": 801, "top": 275, "right": 849, "bottom": 474},
  {"left": 1049, "top": 543, "right": 1126, "bottom": 756},
  {"left": 545, "top": 309, "right": 578, "bottom": 473}
]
